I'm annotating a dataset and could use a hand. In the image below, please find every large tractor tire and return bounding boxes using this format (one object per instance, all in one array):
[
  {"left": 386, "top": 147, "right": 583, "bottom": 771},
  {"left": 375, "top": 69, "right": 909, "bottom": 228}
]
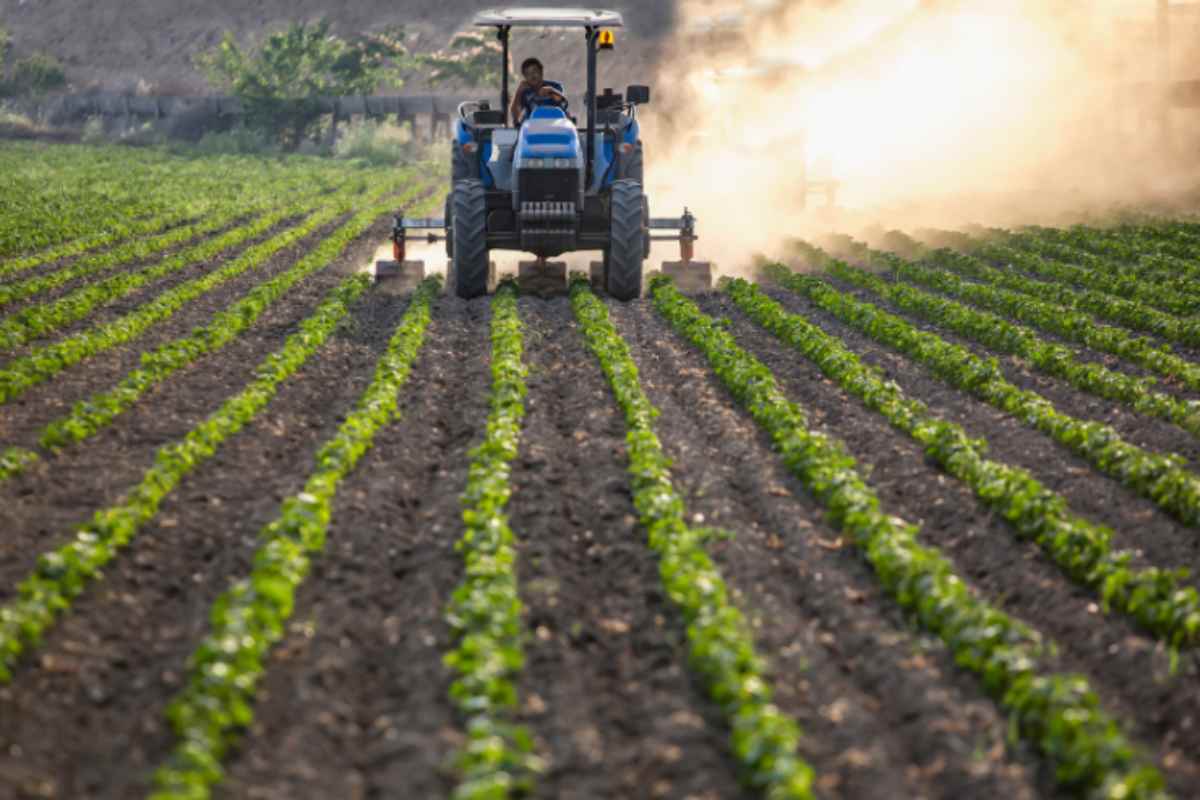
[
  {"left": 452, "top": 179, "right": 489, "bottom": 299},
  {"left": 606, "top": 179, "right": 645, "bottom": 301}
]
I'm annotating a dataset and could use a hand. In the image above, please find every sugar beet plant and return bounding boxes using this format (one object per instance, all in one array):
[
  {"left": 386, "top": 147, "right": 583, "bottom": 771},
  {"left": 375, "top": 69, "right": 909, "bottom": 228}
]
[
  {"left": 765, "top": 258, "right": 1200, "bottom": 529},
  {"left": 0, "top": 182, "right": 437, "bottom": 483},
  {"left": 571, "top": 278, "right": 816, "bottom": 799},
  {"left": 443, "top": 282, "right": 542, "bottom": 799},
  {"left": 651, "top": 275, "right": 1168, "bottom": 799},
  {"left": 152, "top": 278, "right": 440, "bottom": 799},
  {"left": 818, "top": 251, "right": 1200, "bottom": 440},
  {"left": 960, "top": 239, "right": 1200, "bottom": 348},
  {"left": 724, "top": 277, "right": 1200, "bottom": 649},
  {"left": 0, "top": 262, "right": 436, "bottom": 685},
  {"left": 0, "top": 175, "right": 401, "bottom": 405},
  {"left": 903, "top": 245, "right": 1200, "bottom": 394}
]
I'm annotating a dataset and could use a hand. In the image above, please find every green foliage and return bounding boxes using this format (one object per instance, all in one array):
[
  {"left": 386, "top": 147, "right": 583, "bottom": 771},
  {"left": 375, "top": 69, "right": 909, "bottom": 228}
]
[
  {"left": 0, "top": 25, "right": 10, "bottom": 66},
  {"left": 0, "top": 175, "right": 397, "bottom": 406},
  {"left": 332, "top": 119, "right": 412, "bottom": 165},
  {"left": 893, "top": 239, "right": 1200, "bottom": 394},
  {"left": 724, "top": 277, "right": 1200, "bottom": 649},
  {"left": 650, "top": 275, "right": 1168, "bottom": 798},
  {"left": 151, "top": 278, "right": 440, "bottom": 798},
  {"left": 193, "top": 126, "right": 279, "bottom": 156},
  {"left": 444, "top": 282, "right": 542, "bottom": 798},
  {"left": 198, "top": 19, "right": 394, "bottom": 148},
  {"left": 765, "top": 254, "right": 1200, "bottom": 529},
  {"left": 820, "top": 244, "right": 1200, "bottom": 439},
  {"left": 0, "top": 267, "right": 436, "bottom": 693},
  {"left": 0, "top": 183, "right": 435, "bottom": 487},
  {"left": 571, "top": 279, "right": 815, "bottom": 799},
  {"left": 0, "top": 51, "right": 66, "bottom": 96},
  {"left": 424, "top": 31, "right": 504, "bottom": 88}
]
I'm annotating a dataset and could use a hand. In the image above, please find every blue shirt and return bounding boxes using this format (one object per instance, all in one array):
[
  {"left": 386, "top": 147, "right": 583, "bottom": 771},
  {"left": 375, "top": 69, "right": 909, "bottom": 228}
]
[{"left": 518, "top": 80, "right": 567, "bottom": 119}]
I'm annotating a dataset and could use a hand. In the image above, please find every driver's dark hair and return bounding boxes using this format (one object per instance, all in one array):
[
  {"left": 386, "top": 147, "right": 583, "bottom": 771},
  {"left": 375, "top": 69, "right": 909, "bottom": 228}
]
[{"left": 521, "top": 57, "right": 544, "bottom": 74}]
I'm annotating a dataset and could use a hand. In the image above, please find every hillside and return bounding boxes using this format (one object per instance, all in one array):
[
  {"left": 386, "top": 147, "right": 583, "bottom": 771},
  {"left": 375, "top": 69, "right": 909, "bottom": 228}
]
[{"left": 0, "top": 0, "right": 676, "bottom": 94}]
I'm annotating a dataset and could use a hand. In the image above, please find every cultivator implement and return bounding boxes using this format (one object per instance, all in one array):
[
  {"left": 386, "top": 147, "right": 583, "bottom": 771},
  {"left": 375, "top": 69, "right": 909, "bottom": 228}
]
[{"left": 374, "top": 208, "right": 713, "bottom": 296}]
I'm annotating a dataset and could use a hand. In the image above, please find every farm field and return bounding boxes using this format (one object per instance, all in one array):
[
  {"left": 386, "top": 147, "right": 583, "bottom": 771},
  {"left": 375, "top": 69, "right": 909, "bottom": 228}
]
[{"left": 1, "top": 142, "right": 1200, "bottom": 800}]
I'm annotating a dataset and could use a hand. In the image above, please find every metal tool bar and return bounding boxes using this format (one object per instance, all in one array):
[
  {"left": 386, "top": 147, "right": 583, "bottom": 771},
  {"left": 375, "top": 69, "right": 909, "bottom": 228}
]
[{"left": 400, "top": 217, "right": 447, "bottom": 229}]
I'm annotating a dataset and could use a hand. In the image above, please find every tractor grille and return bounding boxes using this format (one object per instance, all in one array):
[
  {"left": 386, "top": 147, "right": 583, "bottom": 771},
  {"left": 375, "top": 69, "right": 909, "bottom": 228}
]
[{"left": 519, "top": 169, "right": 579, "bottom": 203}]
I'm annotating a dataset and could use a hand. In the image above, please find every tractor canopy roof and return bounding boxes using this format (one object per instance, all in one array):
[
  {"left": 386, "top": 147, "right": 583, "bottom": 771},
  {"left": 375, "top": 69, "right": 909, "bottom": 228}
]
[{"left": 473, "top": 8, "right": 624, "bottom": 28}]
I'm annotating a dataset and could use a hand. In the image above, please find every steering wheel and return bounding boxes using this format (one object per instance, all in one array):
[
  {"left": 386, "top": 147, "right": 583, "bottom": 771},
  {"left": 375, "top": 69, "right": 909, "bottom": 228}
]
[{"left": 530, "top": 94, "right": 567, "bottom": 108}]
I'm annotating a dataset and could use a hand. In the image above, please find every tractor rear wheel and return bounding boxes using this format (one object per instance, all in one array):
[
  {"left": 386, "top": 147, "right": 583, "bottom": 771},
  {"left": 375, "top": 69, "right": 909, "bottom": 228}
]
[
  {"left": 606, "top": 179, "right": 645, "bottom": 301},
  {"left": 452, "top": 179, "right": 489, "bottom": 299}
]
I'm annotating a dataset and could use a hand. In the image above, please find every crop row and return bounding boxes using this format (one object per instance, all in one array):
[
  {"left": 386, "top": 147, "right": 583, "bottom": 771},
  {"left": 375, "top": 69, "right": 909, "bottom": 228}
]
[
  {"left": 0, "top": 169, "right": 350, "bottom": 308},
  {"left": 724, "top": 277, "right": 1200, "bottom": 648},
  {"left": 0, "top": 181, "right": 436, "bottom": 483},
  {"left": 0, "top": 179, "right": 352, "bottom": 351},
  {"left": 0, "top": 176, "right": 401, "bottom": 406},
  {"left": 0, "top": 268, "right": 437, "bottom": 688},
  {"left": 571, "top": 278, "right": 815, "bottom": 798},
  {"left": 924, "top": 236, "right": 1200, "bottom": 349},
  {"left": 443, "top": 283, "right": 541, "bottom": 799},
  {"left": 1017, "top": 224, "right": 1200, "bottom": 287},
  {"left": 149, "top": 278, "right": 440, "bottom": 799},
  {"left": 0, "top": 143, "right": 353, "bottom": 259},
  {"left": 764, "top": 258, "right": 1200, "bottom": 528},
  {"left": 899, "top": 242, "right": 1200, "bottom": 394},
  {"left": 650, "top": 275, "right": 1168, "bottom": 798},
  {"left": 968, "top": 234, "right": 1200, "bottom": 317},
  {"left": 815, "top": 248, "right": 1200, "bottom": 440}
]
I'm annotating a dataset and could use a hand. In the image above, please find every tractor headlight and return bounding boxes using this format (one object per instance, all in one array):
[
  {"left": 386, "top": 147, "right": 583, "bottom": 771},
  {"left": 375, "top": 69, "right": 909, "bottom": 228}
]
[
  {"left": 553, "top": 158, "right": 573, "bottom": 168},
  {"left": 526, "top": 158, "right": 546, "bottom": 168}
]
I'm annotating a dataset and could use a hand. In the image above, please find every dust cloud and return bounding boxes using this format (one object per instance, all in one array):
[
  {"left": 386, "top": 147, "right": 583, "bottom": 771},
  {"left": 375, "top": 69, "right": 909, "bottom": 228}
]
[{"left": 639, "top": 0, "right": 1200, "bottom": 271}]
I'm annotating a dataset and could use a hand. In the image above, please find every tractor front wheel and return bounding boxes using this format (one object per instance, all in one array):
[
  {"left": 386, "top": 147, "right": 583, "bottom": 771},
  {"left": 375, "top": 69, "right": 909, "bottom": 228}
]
[
  {"left": 606, "top": 179, "right": 645, "bottom": 301},
  {"left": 452, "top": 179, "right": 489, "bottom": 299}
]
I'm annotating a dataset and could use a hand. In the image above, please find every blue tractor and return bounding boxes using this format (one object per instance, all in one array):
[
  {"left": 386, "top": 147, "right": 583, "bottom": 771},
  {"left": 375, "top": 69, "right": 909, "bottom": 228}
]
[{"left": 375, "top": 8, "right": 710, "bottom": 300}]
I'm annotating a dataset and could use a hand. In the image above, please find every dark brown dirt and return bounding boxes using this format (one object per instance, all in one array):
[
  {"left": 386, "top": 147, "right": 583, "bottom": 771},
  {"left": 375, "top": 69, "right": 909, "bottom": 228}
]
[
  {"left": 0, "top": 214, "right": 391, "bottom": 594},
  {"left": 2, "top": 244, "right": 1200, "bottom": 799},
  {"left": 0, "top": 268, "right": 419, "bottom": 798},
  {"left": 609, "top": 298, "right": 1047, "bottom": 800},
  {"left": 216, "top": 296, "right": 491, "bottom": 799},
  {"left": 743, "top": 284, "right": 1200, "bottom": 795},
  {"left": 508, "top": 297, "right": 750, "bottom": 800}
]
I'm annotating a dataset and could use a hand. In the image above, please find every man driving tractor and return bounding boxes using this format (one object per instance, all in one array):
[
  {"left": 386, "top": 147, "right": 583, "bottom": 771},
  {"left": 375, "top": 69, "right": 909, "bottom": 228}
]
[{"left": 509, "top": 57, "right": 567, "bottom": 123}]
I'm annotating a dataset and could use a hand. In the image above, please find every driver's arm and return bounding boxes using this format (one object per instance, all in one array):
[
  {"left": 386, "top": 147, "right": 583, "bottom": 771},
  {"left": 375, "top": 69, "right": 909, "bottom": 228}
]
[{"left": 538, "top": 84, "right": 564, "bottom": 102}]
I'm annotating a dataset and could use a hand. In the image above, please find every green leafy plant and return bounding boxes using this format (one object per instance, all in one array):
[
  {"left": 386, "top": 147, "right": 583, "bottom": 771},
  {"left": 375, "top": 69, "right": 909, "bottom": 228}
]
[
  {"left": 0, "top": 181, "right": 437, "bottom": 485},
  {"left": 815, "top": 244, "right": 1200, "bottom": 439},
  {"left": 571, "top": 278, "right": 815, "bottom": 799},
  {"left": 724, "top": 277, "right": 1200, "bottom": 649},
  {"left": 651, "top": 274, "right": 1167, "bottom": 798},
  {"left": 764, "top": 255, "right": 1200, "bottom": 529},
  {"left": 443, "top": 282, "right": 542, "bottom": 798},
  {"left": 198, "top": 19, "right": 394, "bottom": 149},
  {"left": 150, "top": 277, "right": 440, "bottom": 798},
  {"left": 0, "top": 175, "right": 400, "bottom": 405}
]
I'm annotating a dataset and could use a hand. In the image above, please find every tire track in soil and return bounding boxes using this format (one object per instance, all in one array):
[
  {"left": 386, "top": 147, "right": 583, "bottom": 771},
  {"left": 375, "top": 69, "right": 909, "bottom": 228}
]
[
  {"left": 714, "top": 290, "right": 1200, "bottom": 796},
  {"left": 785, "top": 280, "right": 1200, "bottom": 578},
  {"left": 216, "top": 297, "right": 489, "bottom": 800},
  {"left": 826, "top": 277, "right": 1200, "bottom": 468},
  {"left": 0, "top": 270, "right": 414, "bottom": 799},
  {"left": 0, "top": 217, "right": 389, "bottom": 592},
  {"left": 611, "top": 299, "right": 1044, "bottom": 800},
  {"left": 508, "top": 297, "right": 751, "bottom": 800}
]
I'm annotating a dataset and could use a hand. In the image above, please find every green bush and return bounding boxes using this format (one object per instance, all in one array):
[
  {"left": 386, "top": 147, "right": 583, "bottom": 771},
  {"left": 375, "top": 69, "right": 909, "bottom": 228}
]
[
  {"left": 424, "top": 31, "right": 504, "bottom": 87},
  {"left": 332, "top": 119, "right": 410, "bottom": 164},
  {"left": 198, "top": 19, "right": 400, "bottom": 149},
  {"left": 4, "top": 52, "right": 66, "bottom": 95}
]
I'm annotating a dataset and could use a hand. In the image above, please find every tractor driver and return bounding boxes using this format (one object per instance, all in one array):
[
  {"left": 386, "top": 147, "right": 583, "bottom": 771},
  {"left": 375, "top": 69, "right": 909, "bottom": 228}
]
[{"left": 510, "top": 57, "right": 567, "bottom": 123}]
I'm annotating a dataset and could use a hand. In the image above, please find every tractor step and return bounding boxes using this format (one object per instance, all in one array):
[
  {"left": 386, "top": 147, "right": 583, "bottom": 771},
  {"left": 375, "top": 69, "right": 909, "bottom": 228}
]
[
  {"left": 373, "top": 259, "right": 427, "bottom": 294},
  {"left": 518, "top": 260, "right": 568, "bottom": 297},
  {"left": 662, "top": 260, "right": 714, "bottom": 294}
]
